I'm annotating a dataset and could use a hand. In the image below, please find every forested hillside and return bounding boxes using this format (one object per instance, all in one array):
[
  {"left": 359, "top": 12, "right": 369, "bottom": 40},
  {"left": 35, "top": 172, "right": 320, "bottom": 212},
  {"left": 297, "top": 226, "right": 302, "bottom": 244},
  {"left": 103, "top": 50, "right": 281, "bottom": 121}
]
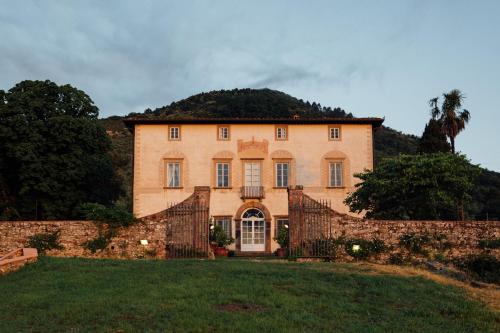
[{"left": 99, "top": 88, "right": 499, "bottom": 220}]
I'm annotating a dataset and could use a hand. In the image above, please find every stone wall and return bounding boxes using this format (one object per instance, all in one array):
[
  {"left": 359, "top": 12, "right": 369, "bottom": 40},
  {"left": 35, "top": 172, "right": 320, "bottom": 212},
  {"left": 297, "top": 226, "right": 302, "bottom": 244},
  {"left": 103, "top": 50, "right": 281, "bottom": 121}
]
[
  {"left": 0, "top": 219, "right": 167, "bottom": 259},
  {"left": 288, "top": 187, "right": 500, "bottom": 261}
]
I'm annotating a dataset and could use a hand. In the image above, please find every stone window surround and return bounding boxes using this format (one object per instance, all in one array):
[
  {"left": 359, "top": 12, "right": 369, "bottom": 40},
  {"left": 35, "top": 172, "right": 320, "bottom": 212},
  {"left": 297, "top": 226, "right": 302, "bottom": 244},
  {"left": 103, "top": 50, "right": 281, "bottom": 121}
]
[
  {"left": 168, "top": 125, "right": 181, "bottom": 141},
  {"left": 212, "top": 158, "right": 232, "bottom": 189},
  {"left": 163, "top": 158, "right": 184, "bottom": 189},
  {"left": 217, "top": 125, "right": 231, "bottom": 141},
  {"left": 328, "top": 125, "right": 341, "bottom": 141}
]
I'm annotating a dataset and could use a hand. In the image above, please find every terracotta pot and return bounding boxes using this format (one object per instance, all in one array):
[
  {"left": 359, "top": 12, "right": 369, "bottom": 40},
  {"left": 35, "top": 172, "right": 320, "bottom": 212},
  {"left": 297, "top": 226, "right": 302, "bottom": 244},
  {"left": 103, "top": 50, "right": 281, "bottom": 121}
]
[
  {"left": 276, "top": 248, "right": 287, "bottom": 257},
  {"left": 215, "top": 247, "right": 228, "bottom": 257},
  {"left": 210, "top": 243, "right": 218, "bottom": 252}
]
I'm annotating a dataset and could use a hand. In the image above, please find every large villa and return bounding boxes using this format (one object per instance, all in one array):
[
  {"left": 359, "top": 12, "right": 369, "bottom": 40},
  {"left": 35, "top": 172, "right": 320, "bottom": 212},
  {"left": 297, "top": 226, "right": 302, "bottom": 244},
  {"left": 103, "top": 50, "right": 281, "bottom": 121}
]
[{"left": 124, "top": 117, "right": 384, "bottom": 254}]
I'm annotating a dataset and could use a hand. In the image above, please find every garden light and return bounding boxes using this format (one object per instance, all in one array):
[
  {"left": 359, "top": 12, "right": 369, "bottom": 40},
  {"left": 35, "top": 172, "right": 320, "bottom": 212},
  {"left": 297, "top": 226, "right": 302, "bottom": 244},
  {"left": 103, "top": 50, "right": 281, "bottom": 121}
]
[
  {"left": 352, "top": 244, "right": 360, "bottom": 252},
  {"left": 140, "top": 239, "right": 148, "bottom": 245}
]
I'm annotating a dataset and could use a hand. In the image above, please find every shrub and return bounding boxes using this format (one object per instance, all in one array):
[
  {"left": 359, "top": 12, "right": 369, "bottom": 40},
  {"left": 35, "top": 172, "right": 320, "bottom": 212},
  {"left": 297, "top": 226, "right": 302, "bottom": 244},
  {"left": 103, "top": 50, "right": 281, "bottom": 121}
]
[
  {"left": 308, "top": 238, "right": 343, "bottom": 258},
  {"left": 27, "top": 230, "right": 64, "bottom": 254},
  {"left": 344, "top": 238, "right": 387, "bottom": 260},
  {"left": 78, "top": 203, "right": 138, "bottom": 252},
  {"left": 389, "top": 253, "right": 404, "bottom": 265},
  {"left": 273, "top": 226, "right": 289, "bottom": 249},
  {"left": 454, "top": 254, "right": 500, "bottom": 284},
  {"left": 209, "top": 225, "right": 234, "bottom": 247},
  {"left": 399, "top": 233, "right": 431, "bottom": 255},
  {"left": 78, "top": 203, "right": 138, "bottom": 228},
  {"left": 479, "top": 238, "right": 500, "bottom": 250},
  {"left": 82, "top": 231, "right": 114, "bottom": 253}
]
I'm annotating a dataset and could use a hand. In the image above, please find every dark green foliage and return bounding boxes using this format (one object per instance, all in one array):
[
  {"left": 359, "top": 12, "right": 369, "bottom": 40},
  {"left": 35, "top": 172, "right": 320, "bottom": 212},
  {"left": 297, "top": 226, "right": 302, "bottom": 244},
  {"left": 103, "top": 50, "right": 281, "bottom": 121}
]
[
  {"left": 478, "top": 238, "right": 500, "bottom": 249},
  {"left": 388, "top": 253, "right": 404, "bottom": 265},
  {"left": 273, "top": 225, "right": 289, "bottom": 248},
  {"left": 399, "top": 233, "right": 432, "bottom": 255},
  {"left": 82, "top": 231, "right": 113, "bottom": 253},
  {"left": 454, "top": 254, "right": 500, "bottom": 284},
  {"left": 345, "top": 153, "right": 481, "bottom": 220},
  {"left": 143, "top": 88, "right": 352, "bottom": 119},
  {"left": 78, "top": 202, "right": 137, "bottom": 228},
  {"left": 27, "top": 229, "right": 64, "bottom": 254},
  {"left": 373, "top": 126, "right": 419, "bottom": 165},
  {"left": 418, "top": 119, "right": 451, "bottom": 153},
  {"left": 78, "top": 203, "right": 138, "bottom": 252},
  {"left": 344, "top": 238, "right": 387, "bottom": 260},
  {"left": 209, "top": 225, "right": 234, "bottom": 247},
  {"left": 469, "top": 169, "right": 500, "bottom": 220},
  {"left": 0, "top": 80, "right": 122, "bottom": 220}
]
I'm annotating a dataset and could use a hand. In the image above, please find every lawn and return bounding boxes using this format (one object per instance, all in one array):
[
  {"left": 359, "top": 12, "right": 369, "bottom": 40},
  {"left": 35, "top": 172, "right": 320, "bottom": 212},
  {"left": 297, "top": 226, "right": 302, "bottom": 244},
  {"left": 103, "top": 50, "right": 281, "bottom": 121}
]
[{"left": 0, "top": 257, "right": 498, "bottom": 333}]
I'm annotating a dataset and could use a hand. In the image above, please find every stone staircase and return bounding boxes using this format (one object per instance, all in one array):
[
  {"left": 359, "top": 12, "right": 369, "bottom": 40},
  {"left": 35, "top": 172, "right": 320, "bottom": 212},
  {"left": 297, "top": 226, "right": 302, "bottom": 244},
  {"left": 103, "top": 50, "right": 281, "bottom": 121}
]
[{"left": 0, "top": 248, "right": 38, "bottom": 275}]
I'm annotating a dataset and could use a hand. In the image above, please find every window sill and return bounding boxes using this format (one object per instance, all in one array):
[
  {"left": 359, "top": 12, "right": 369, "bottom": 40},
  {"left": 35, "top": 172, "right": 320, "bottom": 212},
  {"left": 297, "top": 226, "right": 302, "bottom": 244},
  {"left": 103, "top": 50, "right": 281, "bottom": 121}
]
[
  {"left": 326, "top": 186, "right": 345, "bottom": 189},
  {"left": 213, "top": 187, "right": 233, "bottom": 190},
  {"left": 163, "top": 186, "right": 183, "bottom": 189},
  {"left": 273, "top": 187, "right": 288, "bottom": 189}
]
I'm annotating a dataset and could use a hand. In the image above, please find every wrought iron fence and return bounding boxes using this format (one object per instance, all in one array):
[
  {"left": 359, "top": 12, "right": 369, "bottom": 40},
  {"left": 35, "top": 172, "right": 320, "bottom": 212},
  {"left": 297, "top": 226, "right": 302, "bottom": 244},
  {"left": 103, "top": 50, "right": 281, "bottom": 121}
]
[
  {"left": 288, "top": 195, "right": 337, "bottom": 258},
  {"left": 165, "top": 199, "right": 209, "bottom": 258}
]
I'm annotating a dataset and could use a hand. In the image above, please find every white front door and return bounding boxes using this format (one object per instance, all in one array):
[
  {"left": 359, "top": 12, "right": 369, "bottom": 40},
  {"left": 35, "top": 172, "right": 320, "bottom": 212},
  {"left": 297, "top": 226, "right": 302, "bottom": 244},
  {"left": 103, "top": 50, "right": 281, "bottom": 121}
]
[
  {"left": 241, "top": 218, "right": 265, "bottom": 251},
  {"left": 244, "top": 162, "right": 261, "bottom": 187},
  {"left": 240, "top": 208, "right": 265, "bottom": 252}
]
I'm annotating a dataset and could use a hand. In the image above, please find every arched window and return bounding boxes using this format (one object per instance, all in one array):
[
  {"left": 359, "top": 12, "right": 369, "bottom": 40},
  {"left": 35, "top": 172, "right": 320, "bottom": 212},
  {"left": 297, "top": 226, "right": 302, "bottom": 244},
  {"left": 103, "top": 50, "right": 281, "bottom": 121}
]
[{"left": 242, "top": 208, "right": 264, "bottom": 219}]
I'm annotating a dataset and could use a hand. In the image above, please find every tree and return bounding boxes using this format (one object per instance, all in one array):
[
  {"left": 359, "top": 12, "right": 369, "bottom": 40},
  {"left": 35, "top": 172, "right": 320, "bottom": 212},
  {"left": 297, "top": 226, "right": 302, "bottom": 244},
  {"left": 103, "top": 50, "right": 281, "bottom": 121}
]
[
  {"left": 429, "top": 89, "right": 470, "bottom": 153},
  {"left": 418, "top": 119, "right": 451, "bottom": 153},
  {"left": 344, "top": 153, "right": 480, "bottom": 220},
  {"left": 0, "top": 80, "right": 122, "bottom": 220}
]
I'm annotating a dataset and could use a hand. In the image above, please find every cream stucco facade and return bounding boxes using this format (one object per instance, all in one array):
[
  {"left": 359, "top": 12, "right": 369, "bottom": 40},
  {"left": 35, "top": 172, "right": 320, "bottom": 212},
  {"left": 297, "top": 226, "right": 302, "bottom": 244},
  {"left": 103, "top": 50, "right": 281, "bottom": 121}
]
[{"left": 127, "top": 118, "right": 382, "bottom": 253}]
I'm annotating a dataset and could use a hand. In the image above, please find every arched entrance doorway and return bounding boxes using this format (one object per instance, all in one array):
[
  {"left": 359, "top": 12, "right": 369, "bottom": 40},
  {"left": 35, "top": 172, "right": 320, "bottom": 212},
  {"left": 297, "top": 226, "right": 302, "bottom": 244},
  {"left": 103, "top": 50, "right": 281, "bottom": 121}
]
[
  {"left": 240, "top": 208, "right": 265, "bottom": 252},
  {"left": 234, "top": 202, "right": 272, "bottom": 253}
]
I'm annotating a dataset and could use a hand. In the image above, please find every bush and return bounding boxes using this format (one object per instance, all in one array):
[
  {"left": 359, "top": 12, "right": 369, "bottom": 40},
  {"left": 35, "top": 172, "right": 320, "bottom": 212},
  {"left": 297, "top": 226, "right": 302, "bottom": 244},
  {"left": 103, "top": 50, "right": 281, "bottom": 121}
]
[
  {"left": 273, "top": 226, "right": 289, "bottom": 249},
  {"left": 78, "top": 203, "right": 138, "bottom": 228},
  {"left": 388, "top": 253, "right": 404, "bottom": 265},
  {"left": 209, "top": 225, "right": 234, "bottom": 247},
  {"left": 344, "top": 238, "right": 387, "bottom": 260},
  {"left": 82, "top": 232, "right": 112, "bottom": 253},
  {"left": 479, "top": 238, "right": 500, "bottom": 250},
  {"left": 399, "top": 233, "right": 431, "bottom": 255},
  {"left": 454, "top": 254, "right": 500, "bottom": 284},
  {"left": 78, "top": 203, "right": 138, "bottom": 253},
  {"left": 27, "top": 230, "right": 64, "bottom": 254}
]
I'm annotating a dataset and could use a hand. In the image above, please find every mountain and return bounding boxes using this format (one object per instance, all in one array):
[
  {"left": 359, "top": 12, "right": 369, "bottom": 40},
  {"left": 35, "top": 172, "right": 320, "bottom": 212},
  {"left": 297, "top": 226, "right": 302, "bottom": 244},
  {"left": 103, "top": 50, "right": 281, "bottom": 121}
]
[{"left": 99, "top": 88, "right": 499, "bottom": 220}]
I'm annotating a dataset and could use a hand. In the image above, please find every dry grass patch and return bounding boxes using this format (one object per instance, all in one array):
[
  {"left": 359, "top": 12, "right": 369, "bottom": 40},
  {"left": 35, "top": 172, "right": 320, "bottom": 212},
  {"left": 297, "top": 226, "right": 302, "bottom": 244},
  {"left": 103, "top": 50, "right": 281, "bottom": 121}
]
[{"left": 355, "top": 263, "right": 500, "bottom": 312}]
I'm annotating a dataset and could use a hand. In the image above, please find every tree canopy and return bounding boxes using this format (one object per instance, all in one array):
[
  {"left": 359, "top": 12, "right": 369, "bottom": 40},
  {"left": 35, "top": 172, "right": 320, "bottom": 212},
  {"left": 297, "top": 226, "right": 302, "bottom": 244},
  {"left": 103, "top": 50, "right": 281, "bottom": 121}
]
[
  {"left": 429, "top": 89, "right": 470, "bottom": 153},
  {"left": 418, "top": 119, "right": 451, "bottom": 154},
  {"left": 344, "top": 153, "right": 480, "bottom": 220},
  {"left": 0, "top": 80, "right": 121, "bottom": 220}
]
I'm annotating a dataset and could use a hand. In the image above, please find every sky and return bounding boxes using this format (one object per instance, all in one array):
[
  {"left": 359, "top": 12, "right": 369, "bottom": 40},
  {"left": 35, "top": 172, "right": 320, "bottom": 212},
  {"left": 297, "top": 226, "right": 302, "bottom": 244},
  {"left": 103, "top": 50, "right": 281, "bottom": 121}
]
[{"left": 1, "top": 0, "right": 499, "bottom": 171}]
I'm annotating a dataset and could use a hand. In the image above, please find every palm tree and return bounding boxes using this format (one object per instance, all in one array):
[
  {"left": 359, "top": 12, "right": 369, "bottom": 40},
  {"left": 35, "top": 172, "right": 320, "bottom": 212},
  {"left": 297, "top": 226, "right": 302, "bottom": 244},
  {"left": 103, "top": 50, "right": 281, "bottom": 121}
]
[{"left": 429, "top": 89, "right": 471, "bottom": 153}]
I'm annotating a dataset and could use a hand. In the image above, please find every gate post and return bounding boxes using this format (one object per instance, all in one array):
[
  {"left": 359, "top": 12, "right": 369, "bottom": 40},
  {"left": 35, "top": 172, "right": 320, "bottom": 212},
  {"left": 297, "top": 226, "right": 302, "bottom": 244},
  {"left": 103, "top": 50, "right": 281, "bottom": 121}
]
[{"left": 288, "top": 185, "right": 304, "bottom": 256}]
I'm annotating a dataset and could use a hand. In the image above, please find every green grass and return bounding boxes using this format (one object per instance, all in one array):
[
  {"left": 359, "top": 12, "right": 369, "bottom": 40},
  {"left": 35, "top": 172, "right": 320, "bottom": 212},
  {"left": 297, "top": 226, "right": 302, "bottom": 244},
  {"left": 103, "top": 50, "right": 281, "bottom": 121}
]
[{"left": 0, "top": 257, "right": 498, "bottom": 333}]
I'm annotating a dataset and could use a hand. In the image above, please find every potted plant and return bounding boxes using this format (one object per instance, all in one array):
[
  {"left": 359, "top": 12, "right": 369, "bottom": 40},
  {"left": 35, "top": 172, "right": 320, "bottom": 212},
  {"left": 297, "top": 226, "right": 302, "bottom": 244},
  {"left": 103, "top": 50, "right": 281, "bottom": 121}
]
[
  {"left": 274, "top": 225, "right": 289, "bottom": 257},
  {"left": 209, "top": 225, "right": 234, "bottom": 257}
]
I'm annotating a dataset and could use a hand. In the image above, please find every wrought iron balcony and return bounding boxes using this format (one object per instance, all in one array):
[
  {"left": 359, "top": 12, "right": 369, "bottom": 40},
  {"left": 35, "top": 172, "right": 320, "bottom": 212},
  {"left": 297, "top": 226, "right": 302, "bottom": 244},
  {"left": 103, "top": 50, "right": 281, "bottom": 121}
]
[{"left": 240, "top": 186, "right": 265, "bottom": 199}]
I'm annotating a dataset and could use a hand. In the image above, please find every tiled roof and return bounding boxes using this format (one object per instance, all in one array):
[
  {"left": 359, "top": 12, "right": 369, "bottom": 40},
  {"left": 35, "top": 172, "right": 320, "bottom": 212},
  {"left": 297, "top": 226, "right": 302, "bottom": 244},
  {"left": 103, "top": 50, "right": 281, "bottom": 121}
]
[{"left": 123, "top": 117, "right": 384, "bottom": 128}]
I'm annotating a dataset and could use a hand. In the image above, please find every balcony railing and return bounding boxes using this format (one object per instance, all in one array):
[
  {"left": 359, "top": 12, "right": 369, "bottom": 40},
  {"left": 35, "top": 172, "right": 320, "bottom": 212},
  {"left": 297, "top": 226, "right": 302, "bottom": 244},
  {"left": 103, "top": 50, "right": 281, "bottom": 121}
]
[{"left": 240, "top": 186, "right": 265, "bottom": 199}]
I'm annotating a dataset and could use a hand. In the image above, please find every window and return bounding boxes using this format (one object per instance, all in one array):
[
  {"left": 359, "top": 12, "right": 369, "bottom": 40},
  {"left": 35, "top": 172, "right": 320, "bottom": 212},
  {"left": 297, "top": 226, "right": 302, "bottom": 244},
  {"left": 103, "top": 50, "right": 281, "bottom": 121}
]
[
  {"left": 275, "top": 218, "right": 289, "bottom": 236},
  {"left": 216, "top": 162, "right": 230, "bottom": 187},
  {"left": 329, "top": 162, "right": 343, "bottom": 187},
  {"left": 276, "top": 126, "right": 287, "bottom": 140},
  {"left": 218, "top": 126, "right": 230, "bottom": 140},
  {"left": 329, "top": 126, "right": 340, "bottom": 140},
  {"left": 169, "top": 126, "right": 180, "bottom": 140},
  {"left": 215, "top": 217, "right": 232, "bottom": 238},
  {"left": 275, "top": 162, "right": 289, "bottom": 187},
  {"left": 166, "top": 162, "right": 181, "bottom": 187}
]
